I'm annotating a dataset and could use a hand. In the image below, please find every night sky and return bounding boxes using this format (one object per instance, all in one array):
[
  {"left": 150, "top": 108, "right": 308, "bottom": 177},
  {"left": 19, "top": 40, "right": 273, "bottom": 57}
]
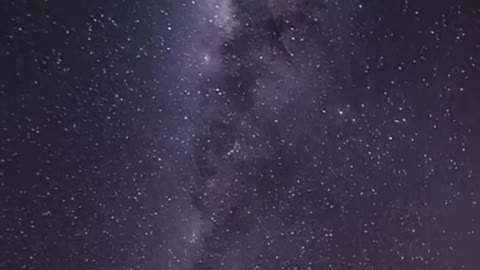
[{"left": 1, "top": 0, "right": 480, "bottom": 269}]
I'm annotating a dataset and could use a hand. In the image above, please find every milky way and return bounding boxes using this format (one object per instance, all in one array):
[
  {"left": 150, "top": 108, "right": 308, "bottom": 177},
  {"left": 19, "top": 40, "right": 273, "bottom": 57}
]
[{"left": 1, "top": 0, "right": 480, "bottom": 269}]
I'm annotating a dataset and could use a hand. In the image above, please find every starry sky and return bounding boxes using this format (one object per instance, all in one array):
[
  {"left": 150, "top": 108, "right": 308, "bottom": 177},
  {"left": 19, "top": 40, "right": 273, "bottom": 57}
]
[{"left": 1, "top": 0, "right": 480, "bottom": 269}]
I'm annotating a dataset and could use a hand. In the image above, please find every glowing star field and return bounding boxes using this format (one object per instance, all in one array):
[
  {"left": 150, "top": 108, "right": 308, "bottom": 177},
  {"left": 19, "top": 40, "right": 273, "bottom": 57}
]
[{"left": 1, "top": 0, "right": 480, "bottom": 269}]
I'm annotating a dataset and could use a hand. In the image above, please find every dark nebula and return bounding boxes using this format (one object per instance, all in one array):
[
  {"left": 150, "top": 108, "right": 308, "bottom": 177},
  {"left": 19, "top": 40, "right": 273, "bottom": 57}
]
[{"left": 1, "top": 0, "right": 480, "bottom": 269}]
